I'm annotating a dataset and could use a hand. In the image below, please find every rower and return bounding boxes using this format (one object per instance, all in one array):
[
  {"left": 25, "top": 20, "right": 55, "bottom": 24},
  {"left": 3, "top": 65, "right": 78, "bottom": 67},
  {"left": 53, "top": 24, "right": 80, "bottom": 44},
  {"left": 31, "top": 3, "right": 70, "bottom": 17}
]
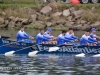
[
  {"left": 36, "top": 29, "right": 45, "bottom": 44},
  {"left": 88, "top": 28, "right": 100, "bottom": 45},
  {"left": 16, "top": 26, "right": 34, "bottom": 43},
  {"left": 80, "top": 30, "right": 93, "bottom": 45},
  {"left": 65, "top": 28, "right": 79, "bottom": 42},
  {"left": 57, "top": 30, "right": 72, "bottom": 45},
  {"left": 43, "top": 28, "right": 56, "bottom": 44}
]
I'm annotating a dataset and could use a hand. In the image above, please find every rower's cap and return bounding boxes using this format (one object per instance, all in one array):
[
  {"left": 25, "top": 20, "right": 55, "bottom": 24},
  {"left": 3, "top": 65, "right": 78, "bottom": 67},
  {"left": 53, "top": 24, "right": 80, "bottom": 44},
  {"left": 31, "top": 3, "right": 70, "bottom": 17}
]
[
  {"left": 91, "top": 28, "right": 97, "bottom": 31},
  {"left": 47, "top": 28, "right": 52, "bottom": 32}
]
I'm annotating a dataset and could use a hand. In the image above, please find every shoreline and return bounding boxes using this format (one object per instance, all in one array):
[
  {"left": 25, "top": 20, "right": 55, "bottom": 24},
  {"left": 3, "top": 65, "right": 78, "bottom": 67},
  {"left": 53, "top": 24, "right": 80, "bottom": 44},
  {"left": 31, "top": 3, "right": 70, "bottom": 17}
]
[{"left": 0, "top": 2, "right": 100, "bottom": 31}]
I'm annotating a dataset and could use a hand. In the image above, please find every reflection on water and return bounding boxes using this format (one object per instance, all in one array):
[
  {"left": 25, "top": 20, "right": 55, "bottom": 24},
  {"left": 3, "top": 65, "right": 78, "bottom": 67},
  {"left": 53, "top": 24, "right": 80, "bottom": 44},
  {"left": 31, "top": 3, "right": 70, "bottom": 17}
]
[{"left": 0, "top": 55, "right": 100, "bottom": 75}]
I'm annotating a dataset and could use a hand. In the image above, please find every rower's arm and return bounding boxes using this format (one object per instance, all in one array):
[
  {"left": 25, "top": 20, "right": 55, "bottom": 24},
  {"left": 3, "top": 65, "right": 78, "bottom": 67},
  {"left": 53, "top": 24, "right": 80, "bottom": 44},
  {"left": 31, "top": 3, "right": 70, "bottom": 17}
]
[
  {"left": 65, "top": 36, "right": 77, "bottom": 40},
  {"left": 86, "top": 39, "right": 96, "bottom": 43},
  {"left": 62, "top": 37, "right": 72, "bottom": 42},
  {"left": 43, "top": 34, "right": 53, "bottom": 39},
  {"left": 93, "top": 36, "right": 100, "bottom": 39},
  {"left": 88, "top": 37, "right": 98, "bottom": 42},
  {"left": 24, "top": 32, "right": 30, "bottom": 39},
  {"left": 71, "top": 36, "right": 79, "bottom": 40},
  {"left": 18, "top": 32, "right": 30, "bottom": 39}
]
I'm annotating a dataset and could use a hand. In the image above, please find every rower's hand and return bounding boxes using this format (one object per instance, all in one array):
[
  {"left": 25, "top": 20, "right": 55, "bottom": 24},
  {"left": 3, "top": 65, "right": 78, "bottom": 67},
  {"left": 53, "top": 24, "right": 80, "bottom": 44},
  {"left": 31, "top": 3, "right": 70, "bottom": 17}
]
[
  {"left": 94, "top": 42, "right": 98, "bottom": 44},
  {"left": 53, "top": 37, "right": 57, "bottom": 40},
  {"left": 71, "top": 40, "right": 74, "bottom": 42},
  {"left": 74, "top": 40, "right": 78, "bottom": 42},
  {"left": 30, "top": 36, "right": 34, "bottom": 40},
  {"left": 98, "top": 41, "right": 100, "bottom": 43},
  {"left": 50, "top": 36, "right": 54, "bottom": 39}
]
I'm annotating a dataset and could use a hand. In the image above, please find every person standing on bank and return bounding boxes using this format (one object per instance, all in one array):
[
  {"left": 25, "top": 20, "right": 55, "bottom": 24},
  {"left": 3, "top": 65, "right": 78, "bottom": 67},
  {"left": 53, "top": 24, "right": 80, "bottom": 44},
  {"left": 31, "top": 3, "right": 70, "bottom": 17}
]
[{"left": 16, "top": 26, "right": 34, "bottom": 43}]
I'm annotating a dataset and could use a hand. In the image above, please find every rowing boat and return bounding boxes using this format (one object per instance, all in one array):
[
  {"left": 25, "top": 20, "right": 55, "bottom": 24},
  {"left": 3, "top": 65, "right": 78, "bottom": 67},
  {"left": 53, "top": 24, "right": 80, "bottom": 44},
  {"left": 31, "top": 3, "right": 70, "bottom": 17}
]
[{"left": 0, "top": 38, "right": 100, "bottom": 55}]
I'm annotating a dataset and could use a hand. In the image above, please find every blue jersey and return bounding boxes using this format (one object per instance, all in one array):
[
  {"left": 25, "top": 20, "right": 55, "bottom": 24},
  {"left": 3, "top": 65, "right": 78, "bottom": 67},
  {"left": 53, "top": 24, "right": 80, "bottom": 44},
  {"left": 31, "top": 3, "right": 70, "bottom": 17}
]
[
  {"left": 65, "top": 32, "right": 78, "bottom": 40},
  {"left": 43, "top": 32, "right": 52, "bottom": 42},
  {"left": 80, "top": 34, "right": 93, "bottom": 45},
  {"left": 16, "top": 30, "right": 30, "bottom": 41},
  {"left": 57, "top": 34, "right": 71, "bottom": 45},
  {"left": 36, "top": 33, "right": 44, "bottom": 44},
  {"left": 88, "top": 33, "right": 98, "bottom": 42}
]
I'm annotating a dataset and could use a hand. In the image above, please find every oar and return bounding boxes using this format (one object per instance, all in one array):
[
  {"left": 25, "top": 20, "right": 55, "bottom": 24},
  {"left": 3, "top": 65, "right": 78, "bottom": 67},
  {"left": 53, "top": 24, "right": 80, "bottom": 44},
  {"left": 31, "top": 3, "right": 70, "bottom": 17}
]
[
  {"left": 93, "top": 54, "right": 100, "bottom": 57},
  {"left": 75, "top": 53, "right": 85, "bottom": 57},
  {"left": 4, "top": 45, "right": 35, "bottom": 56},
  {"left": 49, "top": 43, "right": 79, "bottom": 52},
  {"left": 75, "top": 47, "right": 100, "bottom": 57},
  {"left": 5, "top": 44, "right": 59, "bottom": 57},
  {"left": 28, "top": 44, "right": 60, "bottom": 57}
]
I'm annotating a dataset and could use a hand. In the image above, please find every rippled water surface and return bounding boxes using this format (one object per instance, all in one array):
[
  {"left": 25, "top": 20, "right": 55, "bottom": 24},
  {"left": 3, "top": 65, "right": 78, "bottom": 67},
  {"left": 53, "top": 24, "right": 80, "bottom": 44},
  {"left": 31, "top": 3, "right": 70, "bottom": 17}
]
[{"left": 0, "top": 55, "right": 100, "bottom": 75}]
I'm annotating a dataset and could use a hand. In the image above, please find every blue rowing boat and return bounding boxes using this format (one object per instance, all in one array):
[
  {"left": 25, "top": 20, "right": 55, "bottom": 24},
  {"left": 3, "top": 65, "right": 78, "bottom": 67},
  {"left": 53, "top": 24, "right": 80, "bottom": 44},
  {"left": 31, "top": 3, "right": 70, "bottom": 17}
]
[{"left": 0, "top": 38, "right": 100, "bottom": 55}]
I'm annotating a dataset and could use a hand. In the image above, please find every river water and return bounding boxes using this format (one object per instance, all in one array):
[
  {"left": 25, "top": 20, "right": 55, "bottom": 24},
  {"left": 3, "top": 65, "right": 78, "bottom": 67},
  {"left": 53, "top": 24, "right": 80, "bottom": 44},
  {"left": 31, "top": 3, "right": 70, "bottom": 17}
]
[
  {"left": 0, "top": 55, "right": 100, "bottom": 75},
  {"left": 0, "top": 29, "right": 100, "bottom": 75}
]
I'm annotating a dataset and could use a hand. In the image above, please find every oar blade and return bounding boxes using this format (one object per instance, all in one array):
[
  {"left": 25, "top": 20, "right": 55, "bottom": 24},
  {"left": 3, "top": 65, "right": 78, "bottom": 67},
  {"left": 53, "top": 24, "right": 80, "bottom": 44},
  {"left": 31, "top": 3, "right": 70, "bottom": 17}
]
[
  {"left": 49, "top": 47, "right": 59, "bottom": 52},
  {"left": 5, "top": 51, "right": 15, "bottom": 56},
  {"left": 93, "top": 54, "right": 100, "bottom": 57},
  {"left": 28, "top": 51, "right": 38, "bottom": 57},
  {"left": 75, "top": 53, "right": 85, "bottom": 57}
]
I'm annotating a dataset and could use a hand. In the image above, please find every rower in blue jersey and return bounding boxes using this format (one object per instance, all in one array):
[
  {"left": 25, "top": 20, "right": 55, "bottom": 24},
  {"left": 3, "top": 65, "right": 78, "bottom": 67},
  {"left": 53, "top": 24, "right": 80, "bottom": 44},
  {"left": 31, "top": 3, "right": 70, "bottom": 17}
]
[
  {"left": 88, "top": 28, "right": 100, "bottom": 45},
  {"left": 36, "top": 29, "right": 45, "bottom": 44},
  {"left": 43, "top": 28, "right": 55, "bottom": 43},
  {"left": 57, "top": 30, "right": 72, "bottom": 45},
  {"left": 65, "top": 28, "right": 79, "bottom": 42},
  {"left": 80, "top": 30, "right": 93, "bottom": 45},
  {"left": 16, "top": 26, "right": 34, "bottom": 43}
]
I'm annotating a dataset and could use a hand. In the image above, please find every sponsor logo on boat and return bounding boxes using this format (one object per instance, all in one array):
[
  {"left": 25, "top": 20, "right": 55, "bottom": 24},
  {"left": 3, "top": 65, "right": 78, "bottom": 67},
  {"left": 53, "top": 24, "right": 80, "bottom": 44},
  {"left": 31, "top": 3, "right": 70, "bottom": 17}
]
[
  {"left": 37, "top": 45, "right": 100, "bottom": 54},
  {"left": 2, "top": 39, "right": 27, "bottom": 48},
  {"left": 2, "top": 39, "right": 27, "bottom": 46}
]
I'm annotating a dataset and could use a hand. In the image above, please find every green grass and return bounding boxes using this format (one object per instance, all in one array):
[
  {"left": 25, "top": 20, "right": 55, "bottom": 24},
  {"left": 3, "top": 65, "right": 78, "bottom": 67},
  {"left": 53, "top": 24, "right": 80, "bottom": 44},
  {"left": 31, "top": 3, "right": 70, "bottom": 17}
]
[{"left": 0, "top": 0, "right": 100, "bottom": 9}]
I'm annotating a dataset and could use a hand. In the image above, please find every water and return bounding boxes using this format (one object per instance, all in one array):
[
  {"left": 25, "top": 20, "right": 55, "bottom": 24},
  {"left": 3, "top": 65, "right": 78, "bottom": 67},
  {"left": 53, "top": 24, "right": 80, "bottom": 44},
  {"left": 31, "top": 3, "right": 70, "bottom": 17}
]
[
  {"left": 0, "top": 55, "right": 100, "bottom": 75},
  {"left": 0, "top": 29, "right": 100, "bottom": 75}
]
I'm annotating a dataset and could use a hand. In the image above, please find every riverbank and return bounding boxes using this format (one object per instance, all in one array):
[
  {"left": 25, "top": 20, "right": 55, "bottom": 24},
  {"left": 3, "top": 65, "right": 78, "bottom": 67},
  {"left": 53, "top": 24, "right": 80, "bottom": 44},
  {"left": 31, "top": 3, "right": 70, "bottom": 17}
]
[{"left": 0, "top": 2, "right": 100, "bottom": 30}]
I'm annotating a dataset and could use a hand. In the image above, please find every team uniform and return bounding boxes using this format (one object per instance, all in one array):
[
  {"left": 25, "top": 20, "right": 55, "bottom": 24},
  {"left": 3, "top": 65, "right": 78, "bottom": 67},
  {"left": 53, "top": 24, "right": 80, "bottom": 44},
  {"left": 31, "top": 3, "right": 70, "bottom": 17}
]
[
  {"left": 43, "top": 32, "right": 53, "bottom": 42},
  {"left": 57, "top": 34, "right": 71, "bottom": 45},
  {"left": 65, "top": 32, "right": 78, "bottom": 42},
  {"left": 80, "top": 34, "right": 93, "bottom": 45},
  {"left": 88, "top": 33, "right": 98, "bottom": 43},
  {"left": 36, "top": 33, "right": 44, "bottom": 44},
  {"left": 16, "top": 30, "right": 33, "bottom": 43}
]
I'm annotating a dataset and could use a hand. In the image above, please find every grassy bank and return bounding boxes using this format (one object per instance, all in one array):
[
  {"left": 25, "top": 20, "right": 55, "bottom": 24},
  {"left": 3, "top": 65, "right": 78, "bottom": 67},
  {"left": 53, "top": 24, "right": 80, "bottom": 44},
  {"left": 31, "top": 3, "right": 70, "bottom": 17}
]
[
  {"left": 0, "top": 1, "right": 100, "bottom": 19},
  {"left": 0, "top": 1, "right": 100, "bottom": 30}
]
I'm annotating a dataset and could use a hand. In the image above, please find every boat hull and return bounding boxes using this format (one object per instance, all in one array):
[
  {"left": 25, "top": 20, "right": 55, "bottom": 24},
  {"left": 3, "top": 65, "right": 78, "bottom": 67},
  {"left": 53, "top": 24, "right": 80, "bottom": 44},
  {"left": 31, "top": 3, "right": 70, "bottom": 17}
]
[
  {"left": 35, "top": 44, "right": 100, "bottom": 55},
  {"left": 0, "top": 38, "right": 32, "bottom": 54},
  {"left": 0, "top": 38, "right": 100, "bottom": 55}
]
